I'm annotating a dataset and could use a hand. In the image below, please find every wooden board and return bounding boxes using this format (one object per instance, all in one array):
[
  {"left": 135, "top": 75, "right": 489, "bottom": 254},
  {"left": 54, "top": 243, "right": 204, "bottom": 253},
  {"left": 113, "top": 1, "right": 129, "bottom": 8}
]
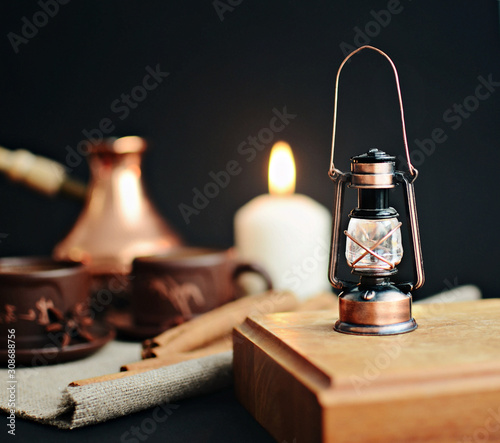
[{"left": 233, "top": 299, "right": 500, "bottom": 443}]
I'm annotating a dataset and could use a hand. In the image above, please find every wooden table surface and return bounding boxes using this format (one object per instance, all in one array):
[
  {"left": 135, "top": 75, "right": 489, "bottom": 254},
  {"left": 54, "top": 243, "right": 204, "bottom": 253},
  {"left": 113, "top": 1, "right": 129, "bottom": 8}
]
[{"left": 234, "top": 299, "right": 500, "bottom": 443}]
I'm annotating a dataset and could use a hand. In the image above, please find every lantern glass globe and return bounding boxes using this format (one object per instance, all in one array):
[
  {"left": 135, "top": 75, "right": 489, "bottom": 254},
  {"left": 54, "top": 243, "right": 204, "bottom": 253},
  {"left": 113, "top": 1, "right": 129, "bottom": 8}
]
[{"left": 345, "top": 217, "right": 403, "bottom": 271}]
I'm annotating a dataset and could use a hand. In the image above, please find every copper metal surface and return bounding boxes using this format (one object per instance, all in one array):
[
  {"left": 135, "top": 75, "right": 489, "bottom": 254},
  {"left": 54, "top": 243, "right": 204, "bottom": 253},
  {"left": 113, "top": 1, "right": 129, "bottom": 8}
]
[
  {"left": 351, "top": 173, "right": 395, "bottom": 188},
  {"left": 351, "top": 161, "right": 395, "bottom": 188},
  {"left": 329, "top": 45, "right": 416, "bottom": 179},
  {"left": 328, "top": 175, "right": 348, "bottom": 290},
  {"left": 333, "top": 318, "right": 417, "bottom": 335},
  {"left": 397, "top": 172, "right": 425, "bottom": 290},
  {"left": 53, "top": 136, "right": 181, "bottom": 277},
  {"left": 338, "top": 297, "right": 411, "bottom": 326},
  {"left": 351, "top": 162, "right": 394, "bottom": 174}
]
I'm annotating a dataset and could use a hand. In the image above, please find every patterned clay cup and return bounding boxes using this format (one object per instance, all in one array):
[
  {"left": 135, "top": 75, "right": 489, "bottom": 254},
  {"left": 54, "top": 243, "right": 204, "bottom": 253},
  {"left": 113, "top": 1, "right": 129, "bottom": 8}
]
[
  {"left": 131, "top": 247, "right": 272, "bottom": 328},
  {"left": 0, "top": 257, "right": 91, "bottom": 351}
]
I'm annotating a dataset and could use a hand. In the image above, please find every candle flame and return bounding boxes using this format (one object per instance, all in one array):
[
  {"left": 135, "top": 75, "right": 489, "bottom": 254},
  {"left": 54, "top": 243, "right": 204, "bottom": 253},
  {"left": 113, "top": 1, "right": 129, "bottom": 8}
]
[{"left": 268, "top": 141, "right": 296, "bottom": 195}]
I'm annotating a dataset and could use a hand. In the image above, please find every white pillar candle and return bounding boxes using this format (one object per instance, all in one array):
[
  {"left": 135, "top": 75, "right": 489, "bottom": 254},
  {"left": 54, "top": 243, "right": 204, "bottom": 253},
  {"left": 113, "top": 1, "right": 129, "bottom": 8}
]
[{"left": 234, "top": 142, "right": 331, "bottom": 301}]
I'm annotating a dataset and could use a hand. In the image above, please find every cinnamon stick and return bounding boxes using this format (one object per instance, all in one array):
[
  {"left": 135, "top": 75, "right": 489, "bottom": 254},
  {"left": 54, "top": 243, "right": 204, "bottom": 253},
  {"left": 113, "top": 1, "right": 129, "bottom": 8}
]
[
  {"left": 70, "top": 369, "right": 148, "bottom": 387},
  {"left": 142, "top": 290, "right": 298, "bottom": 354},
  {"left": 146, "top": 334, "right": 231, "bottom": 359},
  {"left": 125, "top": 339, "right": 232, "bottom": 371}
]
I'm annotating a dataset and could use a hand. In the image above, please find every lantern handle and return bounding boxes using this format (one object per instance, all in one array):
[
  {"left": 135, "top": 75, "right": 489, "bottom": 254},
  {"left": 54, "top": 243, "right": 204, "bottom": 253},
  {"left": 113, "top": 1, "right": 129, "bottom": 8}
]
[{"left": 329, "top": 45, "right": 417, "bottom": 179}]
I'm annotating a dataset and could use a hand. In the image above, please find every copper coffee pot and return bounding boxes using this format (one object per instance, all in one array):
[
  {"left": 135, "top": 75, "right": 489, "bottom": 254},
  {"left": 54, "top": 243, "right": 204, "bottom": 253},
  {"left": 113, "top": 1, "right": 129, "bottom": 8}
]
[{"left": 53, "top": 136, "right": 182, "bottom": 300}]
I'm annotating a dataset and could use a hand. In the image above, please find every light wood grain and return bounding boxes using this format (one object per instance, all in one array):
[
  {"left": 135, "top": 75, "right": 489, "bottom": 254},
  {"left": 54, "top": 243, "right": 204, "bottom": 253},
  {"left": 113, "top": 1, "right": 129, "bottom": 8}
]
[
  {"left": 295, "top": 291, "right": 337, "bottom": 311},
  {"left": 233, "top": 299, "right": 500, "bottom": 443}
]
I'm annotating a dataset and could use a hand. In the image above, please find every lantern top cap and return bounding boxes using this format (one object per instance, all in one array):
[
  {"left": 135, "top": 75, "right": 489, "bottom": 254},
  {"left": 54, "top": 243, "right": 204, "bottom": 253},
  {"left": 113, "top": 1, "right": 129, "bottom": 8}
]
[{"left": 351, "top": 148, "right": 395, "bottom": 164}]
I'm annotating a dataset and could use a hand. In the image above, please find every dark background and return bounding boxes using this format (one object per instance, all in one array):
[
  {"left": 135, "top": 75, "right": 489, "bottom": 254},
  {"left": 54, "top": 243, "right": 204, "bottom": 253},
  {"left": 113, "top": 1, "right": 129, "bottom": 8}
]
[
  {"left": 0, "top": 1, "right": 500, "bottom": 441},
  {"left": 1, "top": 0, "right": 500, "bottom": 301}
]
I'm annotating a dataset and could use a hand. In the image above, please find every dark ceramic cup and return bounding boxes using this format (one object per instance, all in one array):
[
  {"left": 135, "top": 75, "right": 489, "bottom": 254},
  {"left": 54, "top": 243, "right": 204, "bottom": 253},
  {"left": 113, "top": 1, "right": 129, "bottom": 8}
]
[
  {"left": 0, "top": 257, "right": 91, "bottom": 350},
  {"left": 131, "top": 248, "right": 272, "bottom": 328}
]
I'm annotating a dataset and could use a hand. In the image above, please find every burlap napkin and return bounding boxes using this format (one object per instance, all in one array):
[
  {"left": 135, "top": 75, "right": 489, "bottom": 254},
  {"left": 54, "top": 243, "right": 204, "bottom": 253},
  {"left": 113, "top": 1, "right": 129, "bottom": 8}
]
[{"left": 0, "top": 340, "right": 232, "bottom": 429}]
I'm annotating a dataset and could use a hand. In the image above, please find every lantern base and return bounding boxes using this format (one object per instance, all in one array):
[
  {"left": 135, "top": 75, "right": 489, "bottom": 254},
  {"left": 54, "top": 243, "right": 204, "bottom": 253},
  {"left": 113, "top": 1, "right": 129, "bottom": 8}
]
[
  {"left": 334, "top": 280, "right": 416, "bottom": 336},
  {"left": 334, "top": 318, "right": 417, "bottom": 335}
]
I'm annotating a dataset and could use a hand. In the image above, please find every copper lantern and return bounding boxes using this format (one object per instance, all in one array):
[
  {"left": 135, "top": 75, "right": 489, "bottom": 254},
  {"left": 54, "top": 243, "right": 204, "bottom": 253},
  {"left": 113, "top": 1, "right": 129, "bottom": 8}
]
[{"left": 328, "top": 46, "right": 424, "bottom": 335}]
